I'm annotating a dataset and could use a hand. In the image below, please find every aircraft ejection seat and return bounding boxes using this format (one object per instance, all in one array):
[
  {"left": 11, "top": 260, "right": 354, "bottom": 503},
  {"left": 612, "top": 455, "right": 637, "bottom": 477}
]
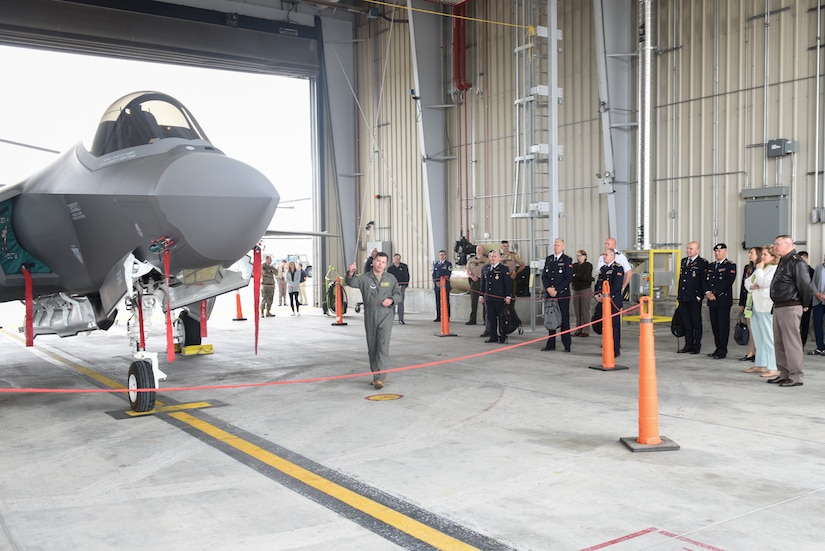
[{"left": 116, "top": 109, "right": 161, "bottom": 150}]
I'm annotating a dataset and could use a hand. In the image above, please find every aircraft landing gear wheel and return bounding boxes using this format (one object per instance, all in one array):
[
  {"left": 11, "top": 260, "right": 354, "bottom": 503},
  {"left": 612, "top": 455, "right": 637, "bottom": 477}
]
[
  {"left": 325, "top": 281, "right": 348, "bottom": 315},
  {"left": 128, "top": 360, "right": 156, "bottom": 412},
  {"left": 179, "top": 310, "right": 202, "bottom": 346}
]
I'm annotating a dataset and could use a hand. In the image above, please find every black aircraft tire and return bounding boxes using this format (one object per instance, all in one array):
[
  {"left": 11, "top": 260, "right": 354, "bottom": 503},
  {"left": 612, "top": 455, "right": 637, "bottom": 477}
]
[
  {"left": 128, "top": 360, "right": 156, "bottom": 412},
  {"left": 326, "top": 282, "right": 347, "bottom": 315},
  {"left": 179, "top": 311, "right": 202, "bottom": 347}
]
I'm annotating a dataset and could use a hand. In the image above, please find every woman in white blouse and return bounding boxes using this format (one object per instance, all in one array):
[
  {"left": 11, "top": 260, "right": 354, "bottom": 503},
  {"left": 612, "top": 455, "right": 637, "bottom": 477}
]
[{"left": 744, "top": 245, "right": 780, "bottom": 377}]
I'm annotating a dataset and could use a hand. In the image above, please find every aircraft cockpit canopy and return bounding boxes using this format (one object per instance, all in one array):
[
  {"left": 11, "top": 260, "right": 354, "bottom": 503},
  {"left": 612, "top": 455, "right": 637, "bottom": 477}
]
[{"left": 88, "top": 91, "right": 210, "bottom": 157}]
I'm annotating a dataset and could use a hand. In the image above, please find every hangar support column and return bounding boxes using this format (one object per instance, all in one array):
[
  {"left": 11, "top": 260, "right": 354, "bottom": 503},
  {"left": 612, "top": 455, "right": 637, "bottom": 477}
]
[
  {"left": 593, "top": 0, "right": 635, "bottom": 250},
  {"left": 408, "top": 0, "right": 449, "bottom": 259},
  {"left": 319, "top": 17, "right": 358, "bottom": 267}
]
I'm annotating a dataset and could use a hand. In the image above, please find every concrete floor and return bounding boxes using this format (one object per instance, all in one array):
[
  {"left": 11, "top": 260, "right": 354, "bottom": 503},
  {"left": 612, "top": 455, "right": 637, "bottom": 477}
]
[{"left": 0, "top": 291, "right": 824, "bottom": 550}]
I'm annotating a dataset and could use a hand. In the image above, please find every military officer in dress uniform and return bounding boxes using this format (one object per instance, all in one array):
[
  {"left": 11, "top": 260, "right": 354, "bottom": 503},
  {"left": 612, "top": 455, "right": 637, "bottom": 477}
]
[
  {"left": 540, "top": 238, "right": 574, "bottom": 352},
  {"left": 595, "top": 248, "right": 625, "bottom": 357},
  {"left": 432, "top": 249, "right": 453, "bottom": 322},
  {"left": 677, "top": 241, "right": 708, "bottom": 354},
  {"left": 705, "top": 243, "right": 738, "bottom": 359},
  {"left": 480, "top": 250, "right": 512, "bottom": 343},
  {"left": 465, "top": 245, "right": 489, "bottom": 326}
]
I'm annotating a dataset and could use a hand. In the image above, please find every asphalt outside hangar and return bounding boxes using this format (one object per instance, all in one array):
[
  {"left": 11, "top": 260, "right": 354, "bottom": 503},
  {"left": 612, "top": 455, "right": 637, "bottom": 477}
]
[{"left": 2, "top": 280, "right": 824, "bottom": 551}]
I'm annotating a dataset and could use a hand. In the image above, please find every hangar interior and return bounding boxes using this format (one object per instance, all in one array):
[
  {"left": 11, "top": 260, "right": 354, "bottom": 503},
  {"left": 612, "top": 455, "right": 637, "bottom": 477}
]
[{"left": 4, "top": 0, "right": 825, "bottom": 303}]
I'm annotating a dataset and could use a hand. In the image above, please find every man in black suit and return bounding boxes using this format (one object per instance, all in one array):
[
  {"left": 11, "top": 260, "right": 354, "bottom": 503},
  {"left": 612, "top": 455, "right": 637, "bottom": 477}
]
[
  {"left": 677, "top": 241, "right": 707, "bottom": 354},
  {"left": 705, "top": 243, "right": 737, "bottom": 359},
  {"left": 540, "top": 238, "right": 574, "bottom": 352},
  {"left": 480, "top": 250, "right": 512, "bottom": 344}
]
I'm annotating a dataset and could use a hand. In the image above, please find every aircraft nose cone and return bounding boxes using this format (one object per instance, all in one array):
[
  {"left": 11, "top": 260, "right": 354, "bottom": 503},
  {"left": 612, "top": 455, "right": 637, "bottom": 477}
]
[{"left": 156, "top": 152, "right": 279, "bottom": 266}]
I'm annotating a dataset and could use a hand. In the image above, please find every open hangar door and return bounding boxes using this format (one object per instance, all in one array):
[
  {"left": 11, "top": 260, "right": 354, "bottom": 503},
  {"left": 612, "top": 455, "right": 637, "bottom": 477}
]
[{"left": 0, "top": 0, "right": 356, "bottom": 292}]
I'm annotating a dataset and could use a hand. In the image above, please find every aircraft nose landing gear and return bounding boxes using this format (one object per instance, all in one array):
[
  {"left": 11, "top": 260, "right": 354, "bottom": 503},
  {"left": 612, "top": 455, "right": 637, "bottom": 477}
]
[{"left": 127, "top": 351, "right": 166, "bottom": 412}]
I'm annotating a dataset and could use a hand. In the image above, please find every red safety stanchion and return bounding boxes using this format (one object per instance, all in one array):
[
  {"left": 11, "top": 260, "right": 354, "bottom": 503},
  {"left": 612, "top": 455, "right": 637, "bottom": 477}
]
[
  {"left": 162, "top": 246, "right": 175, "bottom": 364},
  {"left": 437, "top": 276, "right": 456, "bottom": 337},
  {"left": 589, "top": 281, "right": 628, "bottom": 371},
  {"left": 233, "top": 290, "right": 247, "bottom": 321},
  {"left": 22, "top": 265, "right": 33, "bottom": 347},
  {"left": 332, "top": 276, "right": 347, "bottom": 326},
  {"left": 200, "top": 299, "right": 208, "bottom": 338},
  {"left": 621, "top": 296, "right": 680, "bottom": 452},
  {"left": 136, "top": 290, "right": 146, "bottom": 351}
]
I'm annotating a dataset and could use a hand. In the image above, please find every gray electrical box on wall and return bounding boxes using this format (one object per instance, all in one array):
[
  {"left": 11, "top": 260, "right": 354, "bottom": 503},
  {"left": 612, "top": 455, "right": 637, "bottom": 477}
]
[
  {"left": 366, "top": 241, "right": 392, "bottom": 258},
  {"left": 741, "top": 187, "right": 789, "bottom": 248}
]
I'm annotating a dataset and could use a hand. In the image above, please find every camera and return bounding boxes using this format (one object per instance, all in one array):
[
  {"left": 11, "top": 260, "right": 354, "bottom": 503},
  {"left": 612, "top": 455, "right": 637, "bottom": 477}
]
[{"left": 453, "top": 235, "right": 476, "bottom": 266}]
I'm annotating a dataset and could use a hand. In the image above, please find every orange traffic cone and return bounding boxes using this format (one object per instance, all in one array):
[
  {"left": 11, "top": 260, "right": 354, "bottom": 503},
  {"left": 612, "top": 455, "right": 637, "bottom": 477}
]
[
  {"left": 589, "top": 281, "right": 628, "bottom": 371},
  {"left": 331, "top": 276, "right": 347, "bottom": 326},
  {"left": 620, "top": 296, "right": 680, "bottom": 452},
  {"left": 233, "top": 290, "right": 246, "bottom": 321},
  {"left": 437, "top": 276, "right": 456, "bottom": 337}
]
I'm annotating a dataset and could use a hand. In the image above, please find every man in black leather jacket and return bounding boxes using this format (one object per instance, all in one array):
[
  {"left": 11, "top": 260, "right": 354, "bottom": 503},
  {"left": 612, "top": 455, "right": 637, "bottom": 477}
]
[{"left": 769, "top": 235, "right": 813, "bottom": 387}]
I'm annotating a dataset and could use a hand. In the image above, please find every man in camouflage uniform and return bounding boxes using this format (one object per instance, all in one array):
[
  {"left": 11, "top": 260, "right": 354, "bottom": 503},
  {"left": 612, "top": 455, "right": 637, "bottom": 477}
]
[
  {"left": 466, "top": 244, "right": 488, "bottom": 326},
  {"left": 261, "top": 255, "right": 276, "bottom": 317},
  {"left": 276, "top": 259, "right": 288, "bottom": 306},
  {"left": 500, "top": 240, "right": 527, "bottom": 296}
]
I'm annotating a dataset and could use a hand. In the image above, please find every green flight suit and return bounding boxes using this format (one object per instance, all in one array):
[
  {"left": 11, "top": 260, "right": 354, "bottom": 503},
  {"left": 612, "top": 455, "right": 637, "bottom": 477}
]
[{"left": 345, "top": 270, "right": 402, "bottom": 381}]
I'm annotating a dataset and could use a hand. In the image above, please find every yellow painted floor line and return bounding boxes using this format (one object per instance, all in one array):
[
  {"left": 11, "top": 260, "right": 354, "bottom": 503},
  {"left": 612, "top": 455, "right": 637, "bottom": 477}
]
[
  {"left": 3, "top": 328, "right": 481, "bottom": 549},
  {"left": 170, "top": 411, "right": 481, "bottom": 551},
  {"left": 1, "top": 329, "right": 167, "bottom": 408},
  {"left": 125, "top": 401, "right": 213, "bottom": 417}
]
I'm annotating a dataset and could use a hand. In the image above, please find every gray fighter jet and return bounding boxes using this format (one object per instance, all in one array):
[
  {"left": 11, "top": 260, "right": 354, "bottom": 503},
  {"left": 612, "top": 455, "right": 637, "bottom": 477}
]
[{"left": 0, "top": 91, "right": 279, "bottom": 411}]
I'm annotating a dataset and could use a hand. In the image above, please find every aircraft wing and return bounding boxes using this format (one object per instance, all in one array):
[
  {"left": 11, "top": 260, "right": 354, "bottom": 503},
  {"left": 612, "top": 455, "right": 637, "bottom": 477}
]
[
  {"left": 264, "top": 229, "right": 336, "bottom": 238},
  {"left": 0, "top": 182, "right": 24, "bottom": 204}
]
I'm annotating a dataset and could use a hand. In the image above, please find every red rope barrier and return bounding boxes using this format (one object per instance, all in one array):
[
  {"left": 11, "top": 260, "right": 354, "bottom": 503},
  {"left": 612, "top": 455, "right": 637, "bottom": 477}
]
[{"left": 0, "top": 303, "right": 642, "bottom": 396}]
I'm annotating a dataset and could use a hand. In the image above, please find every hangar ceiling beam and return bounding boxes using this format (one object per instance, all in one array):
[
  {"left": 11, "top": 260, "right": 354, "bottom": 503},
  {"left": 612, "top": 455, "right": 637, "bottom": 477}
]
[{"left": 408, "top": 0, "right": 448, "bottom": 259}]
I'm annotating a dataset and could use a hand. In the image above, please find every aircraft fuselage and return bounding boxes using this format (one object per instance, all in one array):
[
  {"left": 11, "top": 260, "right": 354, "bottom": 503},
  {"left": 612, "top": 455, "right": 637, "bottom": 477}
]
[{"left": 0, "top": 91, "right": 279, "bottom": 313}]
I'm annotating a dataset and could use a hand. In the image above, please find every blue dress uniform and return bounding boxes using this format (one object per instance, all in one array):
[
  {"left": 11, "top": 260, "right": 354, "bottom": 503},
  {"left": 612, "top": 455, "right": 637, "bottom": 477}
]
[
  {"left": 677, "top": 255, "right": 708, "bottom": 353},
  {"left": 481, "top": 262, "right": 512, "bottom": 342},
  {"left": 541, "top": 253, "right": 574, "bottom": 351},
  {"left": 432, "top": 258, "right": 453, "bottom": 321},
  {"left": 595, "top": 261, "right": 625, "bottom": 356},
  {"left": 705, "top": 255, "right": 737, "bottom": 359}
]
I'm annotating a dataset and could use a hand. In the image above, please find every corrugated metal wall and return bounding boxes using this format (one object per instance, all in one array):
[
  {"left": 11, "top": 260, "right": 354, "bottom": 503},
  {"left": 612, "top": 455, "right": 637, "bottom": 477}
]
[
  {"left": 346, "top": 0, "right": 825, "bottom": 290},
  {"left": 354, "top": 11, "right": 432, "bottom": 286},
  {"left": 654, "top": 0, "right": 821, "bottom": 257}
]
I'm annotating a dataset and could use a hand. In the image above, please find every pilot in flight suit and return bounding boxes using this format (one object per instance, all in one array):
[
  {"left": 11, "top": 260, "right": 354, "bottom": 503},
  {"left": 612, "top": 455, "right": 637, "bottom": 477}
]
[{"left": 346, "top": 252, "right": 402, "bottom": 388}]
